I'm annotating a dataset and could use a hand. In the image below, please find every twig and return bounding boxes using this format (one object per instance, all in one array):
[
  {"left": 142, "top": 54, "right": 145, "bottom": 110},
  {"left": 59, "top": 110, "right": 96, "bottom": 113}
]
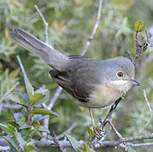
[
  {"left": 57, "top": 123, "right": 77, "bottom": 139},
  {"left": 33, "top": 138, "right": 84, "bottom": 148},
  {"left": 52, "top": 132, "right": 65, "bottom": 152},
  {"left": 94, "top": 133, "right": 153, "bottom": 149},
  {"left": 42, "top": 87, "right": 63, "bottom": 137},
  {"left": 143, "top": 90, "right": 153, "bottom": 113},
  {"left": 139, "top": 90, "right": 153, "bottom": 133},
  {"left": 127, "top": 142, "right": 153, "bottom": 147},
  {"left": 81, "top": 0, "right": 104, "bottom": 56},
  {"left": 34, "top": 133, "right": 153, "bottom": 149},
  {"left": 34, "top": 5, "right": 51, "bottom": 138},
  {"left": 107, "top": 120, "right": 123, "bottom": 139},
  {"left": 34, "top": 5, "right": 49, "bottom": 43},
  {"left": 0, "top": 82, "right": 19, "bottom": 102},
  {"left": 0, "top": 103, "right": 22, "bottom": 109},
  {"left": 48, "top": 87, "right": 63, "bottom": 110}
]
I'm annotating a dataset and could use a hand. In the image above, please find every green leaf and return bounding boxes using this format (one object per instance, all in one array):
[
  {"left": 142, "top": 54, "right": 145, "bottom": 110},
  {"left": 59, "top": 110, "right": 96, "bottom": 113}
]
[
  {"left": 66, "top": 134, "right": 82, "bottom": 151},
  {"left": 31, "top": 130, "right": 41, "bottom": 140},
  {"left": 32, "top": 108, "right": 58, "bottom": 116},
  {"left": 134, "top": 20, "right": 145, "bottom": 32},
  {"left": 17, "top": 56, "right": 34, "bottom": 97},
  {"left": 87, "top": 127, "right": 95, "bottom": 138},
  {"left": 30, "top": 93, "right": 45, "bottom": 105},
  {"left": 83, "top": 143, "right": 90, "bottom": 152},
  {"left": 0, "top": 123, "right": 17, "bottom": 135},
  {"left": 24, "top": 143, "right": 36, "bottom": 152},
  {"left": 32, "top": 120, "right": 40, "bottom": 129},
  {"left": 6, "top": 124, "right": 17, "bottom": 135}
]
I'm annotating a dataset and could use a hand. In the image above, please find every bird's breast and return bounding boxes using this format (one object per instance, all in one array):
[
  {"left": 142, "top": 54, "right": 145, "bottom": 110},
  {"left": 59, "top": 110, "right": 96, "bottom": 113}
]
[{"left": 81, "top": 84, "right": 122, "bottom": 108}]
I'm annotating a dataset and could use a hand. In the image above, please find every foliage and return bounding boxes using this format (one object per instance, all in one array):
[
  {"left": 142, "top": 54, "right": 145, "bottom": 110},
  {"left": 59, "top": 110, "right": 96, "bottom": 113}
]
[{"left": 0, "top": 0, "right": 153, "bottom": 152}]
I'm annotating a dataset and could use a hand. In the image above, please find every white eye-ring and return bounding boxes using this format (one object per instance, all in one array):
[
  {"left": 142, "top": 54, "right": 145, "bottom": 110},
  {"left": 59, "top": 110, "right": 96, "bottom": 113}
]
[{"left": 117, "top": 71, "right": 124, "bottom": 77}]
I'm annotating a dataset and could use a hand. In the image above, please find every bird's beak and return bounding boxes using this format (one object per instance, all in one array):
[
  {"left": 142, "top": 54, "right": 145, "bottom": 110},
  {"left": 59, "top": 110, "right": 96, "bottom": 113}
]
[{"left": 129, "top": 79, "right": 140, "bottom": 86}]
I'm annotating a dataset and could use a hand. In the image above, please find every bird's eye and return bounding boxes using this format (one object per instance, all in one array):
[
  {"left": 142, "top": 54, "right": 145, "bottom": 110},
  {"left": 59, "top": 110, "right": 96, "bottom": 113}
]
[{"left": 117, "top": 71, "right": 124, "bottom": 77}]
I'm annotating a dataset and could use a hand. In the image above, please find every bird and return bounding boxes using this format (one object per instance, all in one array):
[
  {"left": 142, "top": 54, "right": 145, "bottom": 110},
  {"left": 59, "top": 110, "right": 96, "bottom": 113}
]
[{"left": 10, "top": 28, "right": 139, "bottom": 125}]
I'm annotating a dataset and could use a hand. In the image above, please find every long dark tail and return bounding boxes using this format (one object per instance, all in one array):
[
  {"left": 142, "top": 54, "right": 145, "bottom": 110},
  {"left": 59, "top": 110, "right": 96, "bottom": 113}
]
[{"left": 10, "top": 28, "right": 69, "bottom": 71}]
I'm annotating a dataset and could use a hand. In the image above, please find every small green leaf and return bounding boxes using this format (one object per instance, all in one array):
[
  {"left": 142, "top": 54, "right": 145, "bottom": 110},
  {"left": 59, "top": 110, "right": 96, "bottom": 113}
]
[
  {"left": 31, "top": 130, "right": 41, "bottom": 139},
  {"left": 30, "top": 93, "right": 45, "bottom": 105},
  {"left": 87, "top": 127, "right": 95, "bottom": 138},
  {"left": 66, "top": 134, "right": 82, "bottom": 151},
  {"left": 83, "top": 143, "right": 90, "bottom": 152},
  {"left": 134, "top": 20, "right": 145, "bottom": 32},
  {"left": 0, "top": 123, "right": 17, "bottom": 135},
  {"left": 32, "top": 120, "right": 40, "bottom": 129},
  {"left": 17, "top": 56, "right": 34, "bottom": 97},
  {"left": 24, "top": 143, "right": 36, "bottom": 152},
  {"left": 6, "top": 124, "right": 17, "bottom": 135},
  {"left": 32, "top": 108, "right": 58, "bottom": 116}
]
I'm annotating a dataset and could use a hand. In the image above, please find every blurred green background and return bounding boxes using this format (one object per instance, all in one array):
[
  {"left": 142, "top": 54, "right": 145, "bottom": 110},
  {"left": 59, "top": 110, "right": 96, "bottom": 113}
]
[{"left": 1, "top": 0, "right": 153, "bottom": 151}]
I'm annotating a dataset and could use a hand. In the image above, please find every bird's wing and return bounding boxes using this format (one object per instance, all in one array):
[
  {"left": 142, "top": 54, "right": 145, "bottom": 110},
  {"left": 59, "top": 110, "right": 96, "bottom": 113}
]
[{"left": 49, "top": 58, "right": 100, "bottom": 102}]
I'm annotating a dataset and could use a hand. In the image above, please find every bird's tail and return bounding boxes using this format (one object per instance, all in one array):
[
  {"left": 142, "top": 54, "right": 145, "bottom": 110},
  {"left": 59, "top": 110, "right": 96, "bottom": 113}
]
[{"left": 10, "top": 28, "right": 69, "bottom": 71}]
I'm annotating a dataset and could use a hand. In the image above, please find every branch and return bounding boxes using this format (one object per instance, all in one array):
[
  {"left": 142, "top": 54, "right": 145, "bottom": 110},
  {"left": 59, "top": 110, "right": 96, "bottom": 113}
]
[
  {"left": 94, "top": 133, "right": 153, "bottom": 149},
  {"left": 33, "top": 133, "right": 153, "bottom": 149},
  {"left": 138, "top": 90, "right": 153, "bottom": 133},
  {"left": 33, "top": 138, "right": 84, "bottom": 148},
  {"left": 0, "top": 82, "right": 19, "bottom": 102},
  {"left": 57, "top": 123, "right": 77, "bottom": 139},
  {"left": 47, "top": 87, "right": 63, "bottom": 110},
  {"left": 34, "top": 5, "right": 49, "bottom": 43},
  {"left": 81, "top": 0, "right": 104, "bottom": 56}
]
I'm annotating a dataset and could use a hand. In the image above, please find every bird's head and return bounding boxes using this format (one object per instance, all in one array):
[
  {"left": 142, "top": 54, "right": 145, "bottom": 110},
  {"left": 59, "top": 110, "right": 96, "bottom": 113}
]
[{"left": 101, "top": 57, "right": 139, "bottom": 94}]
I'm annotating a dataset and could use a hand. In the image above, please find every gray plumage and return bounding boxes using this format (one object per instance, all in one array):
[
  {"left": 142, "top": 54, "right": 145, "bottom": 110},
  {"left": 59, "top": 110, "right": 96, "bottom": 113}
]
[{"left": 10, "top": 28, "right": 69, "bottom": 71}]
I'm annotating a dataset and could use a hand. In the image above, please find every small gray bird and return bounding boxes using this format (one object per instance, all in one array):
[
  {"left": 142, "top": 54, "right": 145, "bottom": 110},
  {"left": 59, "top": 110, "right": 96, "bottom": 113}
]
[{"left": 10, "top": 28, "right": 139, "bottom": 108}]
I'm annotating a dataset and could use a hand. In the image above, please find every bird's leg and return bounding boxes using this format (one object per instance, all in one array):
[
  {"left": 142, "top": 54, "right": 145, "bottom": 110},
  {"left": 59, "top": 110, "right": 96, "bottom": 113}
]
[
  {"left": 100, "top": 97, "right": 122, "bottom": 129},
  {"left": 92, "top": 98, "right": 122, "bottom": 139},
  {"left": 89, "top": 108, "right": 95, "bottom": 126}
]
